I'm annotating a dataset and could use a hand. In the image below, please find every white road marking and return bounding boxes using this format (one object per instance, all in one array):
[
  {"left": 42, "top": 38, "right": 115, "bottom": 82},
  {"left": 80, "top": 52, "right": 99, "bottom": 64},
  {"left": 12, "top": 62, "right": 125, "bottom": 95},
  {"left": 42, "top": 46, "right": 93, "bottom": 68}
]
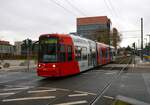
[
  {"left": 3, "top": 87, "right": 30, "bottom": 91},
  {"left": 37, "top": 87, "right": 69, "bottom": 91},
  {"left": 54, "top": 100, "right": 88, "bottom": 105},
  {"left": 103, "top": 95, "right": 114, "bottom": 100},
  {"left": 0, "top": 92, "right": 15, "bottom": 96},
  {"left": 0, "top": 80, "right": 15, "bottom": 84},
  {"left": 2, "top": 96, "right": 56, "bottom": 102},
  {"left": 74, "top": 91, "right": 96, "bottom": 95},
  {"left": 68, "top": 93, "right": 88, "bottom": 97},
  {"left": 28, "top": 89, "right": 56, "bottom": 93},
  {"left": 6, "top": 85, "right": 33, "bottom": 88},
  {"left": 55, "top": 88, "right": 69, "bottom": 91},
  {"left": 105, "top": 72, "right": 116, "bottom": 75}
]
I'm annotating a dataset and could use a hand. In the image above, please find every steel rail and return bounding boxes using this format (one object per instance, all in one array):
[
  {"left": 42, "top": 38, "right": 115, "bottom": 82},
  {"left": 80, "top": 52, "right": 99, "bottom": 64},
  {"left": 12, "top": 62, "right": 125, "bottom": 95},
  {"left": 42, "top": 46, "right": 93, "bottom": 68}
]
[
  {"left": 90, "top": 57, "right": 132, "bottom": 105},
  {"left": 107, "top": 56, "right": 131, "bottom": 70},
  {"left": 93, "top": 56, "right": 131, "bottom": 71}
]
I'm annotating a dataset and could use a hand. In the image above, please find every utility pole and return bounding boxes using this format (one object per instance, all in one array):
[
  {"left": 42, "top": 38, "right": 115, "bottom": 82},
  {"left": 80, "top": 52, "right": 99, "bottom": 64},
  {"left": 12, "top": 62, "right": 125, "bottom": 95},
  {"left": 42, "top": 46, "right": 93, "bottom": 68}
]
[
  {"left": 132, "top": 42, "right": 136, "bottom": 64},
  {"left": 26, "top": 38, "right": 30, "bottom": 71},
  {"left": 147, "top": 34, "right": 150, "bottom": 56},
  {"left": 141, "top": 18, "right": 143, "bottom": 60},
  {"left": 147, "top": 34, "right": 150, "bottom": 46}
]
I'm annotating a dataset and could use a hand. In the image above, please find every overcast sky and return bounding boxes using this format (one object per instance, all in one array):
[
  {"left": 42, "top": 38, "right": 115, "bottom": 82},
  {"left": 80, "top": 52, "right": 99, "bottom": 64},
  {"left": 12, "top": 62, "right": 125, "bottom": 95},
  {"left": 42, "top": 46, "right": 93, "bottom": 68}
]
[{"left": 0, "top": 0, "right": 150, "bottom": 47}]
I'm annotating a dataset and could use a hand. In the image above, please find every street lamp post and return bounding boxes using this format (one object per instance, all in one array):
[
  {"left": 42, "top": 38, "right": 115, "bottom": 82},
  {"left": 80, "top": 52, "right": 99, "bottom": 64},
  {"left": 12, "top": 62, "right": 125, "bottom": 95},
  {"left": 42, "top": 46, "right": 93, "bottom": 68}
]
[
  {"left": 141, "top": 18, "right": 143, "bottom": 60},
  {"left": 26, "top": 38, "right": 30, "bottom": 71}
]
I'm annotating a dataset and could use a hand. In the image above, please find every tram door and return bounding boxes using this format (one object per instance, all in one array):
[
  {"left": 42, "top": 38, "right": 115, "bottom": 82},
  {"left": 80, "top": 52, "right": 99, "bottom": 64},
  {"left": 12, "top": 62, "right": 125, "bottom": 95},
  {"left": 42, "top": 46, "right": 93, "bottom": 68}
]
[
  {"left": 88, "top": 48, "right": 92, "bottom": 66},
  {"left": 92, "top": 50, "right": 97, "bottom": 66},
  {"left": 88, "top": 41, "right": 92, "bottom": 67},
  {"left": 88, "top": 41, "right": 96, "bottom": 67}
]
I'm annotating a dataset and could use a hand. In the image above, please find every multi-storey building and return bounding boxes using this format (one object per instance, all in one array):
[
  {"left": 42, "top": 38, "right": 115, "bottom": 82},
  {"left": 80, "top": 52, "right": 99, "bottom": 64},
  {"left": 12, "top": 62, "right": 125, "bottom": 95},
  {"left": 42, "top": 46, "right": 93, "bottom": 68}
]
[
  {"left": 77, "top": 16, "right": 112, "bottom": 44},
  {"left": 0, "top": 40, "right": 14, "bottom": 59}
]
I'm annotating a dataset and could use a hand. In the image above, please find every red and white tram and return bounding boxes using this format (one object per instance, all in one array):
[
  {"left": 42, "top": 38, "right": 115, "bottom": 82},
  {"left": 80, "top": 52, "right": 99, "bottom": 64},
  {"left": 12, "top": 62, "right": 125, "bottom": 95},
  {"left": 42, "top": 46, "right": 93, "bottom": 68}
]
[{"left": 37, "top": 34, "right": 115, "bottom": 77}]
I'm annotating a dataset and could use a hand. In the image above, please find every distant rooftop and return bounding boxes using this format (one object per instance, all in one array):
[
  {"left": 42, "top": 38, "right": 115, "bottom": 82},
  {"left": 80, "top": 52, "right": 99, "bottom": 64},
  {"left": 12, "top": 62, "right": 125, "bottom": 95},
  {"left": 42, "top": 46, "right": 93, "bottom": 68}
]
[
  {"left": 0, "top": 40, "right": 10, "bottom": 45},
  {"left": 77, "top": 16, "right": 111, "bottom": 25}
]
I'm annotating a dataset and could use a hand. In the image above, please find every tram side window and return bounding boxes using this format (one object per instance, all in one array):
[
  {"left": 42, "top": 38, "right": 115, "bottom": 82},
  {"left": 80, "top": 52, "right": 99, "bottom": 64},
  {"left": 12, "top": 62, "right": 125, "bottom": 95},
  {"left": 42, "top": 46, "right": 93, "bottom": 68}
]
[
  {"left": 99, "top": 48, "right": 102, "bottom": 57},
  {"left": 67, "top": 46, "right": 72, "bottom": 61},
  {"left": 82, "top": 47, "right": 87, "bottom": 60},
  {"left": 59, "top": 45, "right": 66, "bottom": 62},
  {"left": 106, "top": 49, "right": 108, "bottom": 58},
  {"left": 75, "top": 46, "right": 81, "bottom": 61},
  {"left": 102, "top": 49, "right": 106, "bottom": 58}
]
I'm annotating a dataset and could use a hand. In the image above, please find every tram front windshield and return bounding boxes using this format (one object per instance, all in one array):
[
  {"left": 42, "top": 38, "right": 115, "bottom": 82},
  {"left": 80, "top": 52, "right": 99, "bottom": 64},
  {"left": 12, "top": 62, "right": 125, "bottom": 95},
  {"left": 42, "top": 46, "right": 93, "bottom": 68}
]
[{"left": 39, "top": 37, "right": 58, "bottom": 63}]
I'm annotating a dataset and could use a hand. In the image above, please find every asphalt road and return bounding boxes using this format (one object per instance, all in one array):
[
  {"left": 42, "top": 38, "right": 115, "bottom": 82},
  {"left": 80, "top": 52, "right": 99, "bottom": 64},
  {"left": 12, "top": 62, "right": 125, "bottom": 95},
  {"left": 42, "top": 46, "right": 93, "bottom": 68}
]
[
  {"left": 0, "top": 68, "right": 118, "bottom": 105},
  {"left": 0, "top": 63, "right": 150, "bottom": 105}
]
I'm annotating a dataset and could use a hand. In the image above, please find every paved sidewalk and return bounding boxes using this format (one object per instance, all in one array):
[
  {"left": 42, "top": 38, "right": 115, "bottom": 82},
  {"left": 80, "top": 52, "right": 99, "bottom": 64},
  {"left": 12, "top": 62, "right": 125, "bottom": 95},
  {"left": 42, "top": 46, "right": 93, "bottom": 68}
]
[
  {"left": 126, "top": 56, "right": 150, "bottom": 73},
  {"left": 0, "top": 65, "right": 37, "bottom": 72},
  {"left": 0, "top": 60, "right": 37, "bottom": 72}
]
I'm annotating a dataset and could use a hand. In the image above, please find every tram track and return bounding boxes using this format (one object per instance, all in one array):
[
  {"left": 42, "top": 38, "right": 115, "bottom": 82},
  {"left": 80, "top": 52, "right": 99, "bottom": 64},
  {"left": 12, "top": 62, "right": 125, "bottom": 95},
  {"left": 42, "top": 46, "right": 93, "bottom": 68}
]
[
  {"left": 92, "top": 56, "right": 131, "bottom": 71},
  {"left": 0, "top": 57, "right": 132, "bottom": 105},
  {"left": 46, "top": 57, "right": 132, "bottom": 105},
  {"left": 90, "top": 57, "right": 132, "bottom": 105},
  {"left": 45, "top": 57, "right": 132, "bottom": 105}
]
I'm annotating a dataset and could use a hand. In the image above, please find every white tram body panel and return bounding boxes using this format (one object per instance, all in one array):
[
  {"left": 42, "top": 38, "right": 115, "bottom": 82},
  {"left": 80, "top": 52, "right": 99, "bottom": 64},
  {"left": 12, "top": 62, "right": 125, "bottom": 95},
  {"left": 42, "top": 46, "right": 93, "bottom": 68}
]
[{"left": 70, "top": 35, "right": 97, "bottom": 72}]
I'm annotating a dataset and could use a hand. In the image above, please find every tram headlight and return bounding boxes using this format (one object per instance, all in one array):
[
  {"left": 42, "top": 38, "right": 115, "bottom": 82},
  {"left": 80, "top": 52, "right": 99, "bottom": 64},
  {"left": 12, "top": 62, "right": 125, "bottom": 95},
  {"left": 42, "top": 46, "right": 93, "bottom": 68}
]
[
  {"left": 38, "top": 64, "right": 41, "bottom": 68},
  {"left": 52, "top": 64, "right": 56, "bottom": 68}
]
